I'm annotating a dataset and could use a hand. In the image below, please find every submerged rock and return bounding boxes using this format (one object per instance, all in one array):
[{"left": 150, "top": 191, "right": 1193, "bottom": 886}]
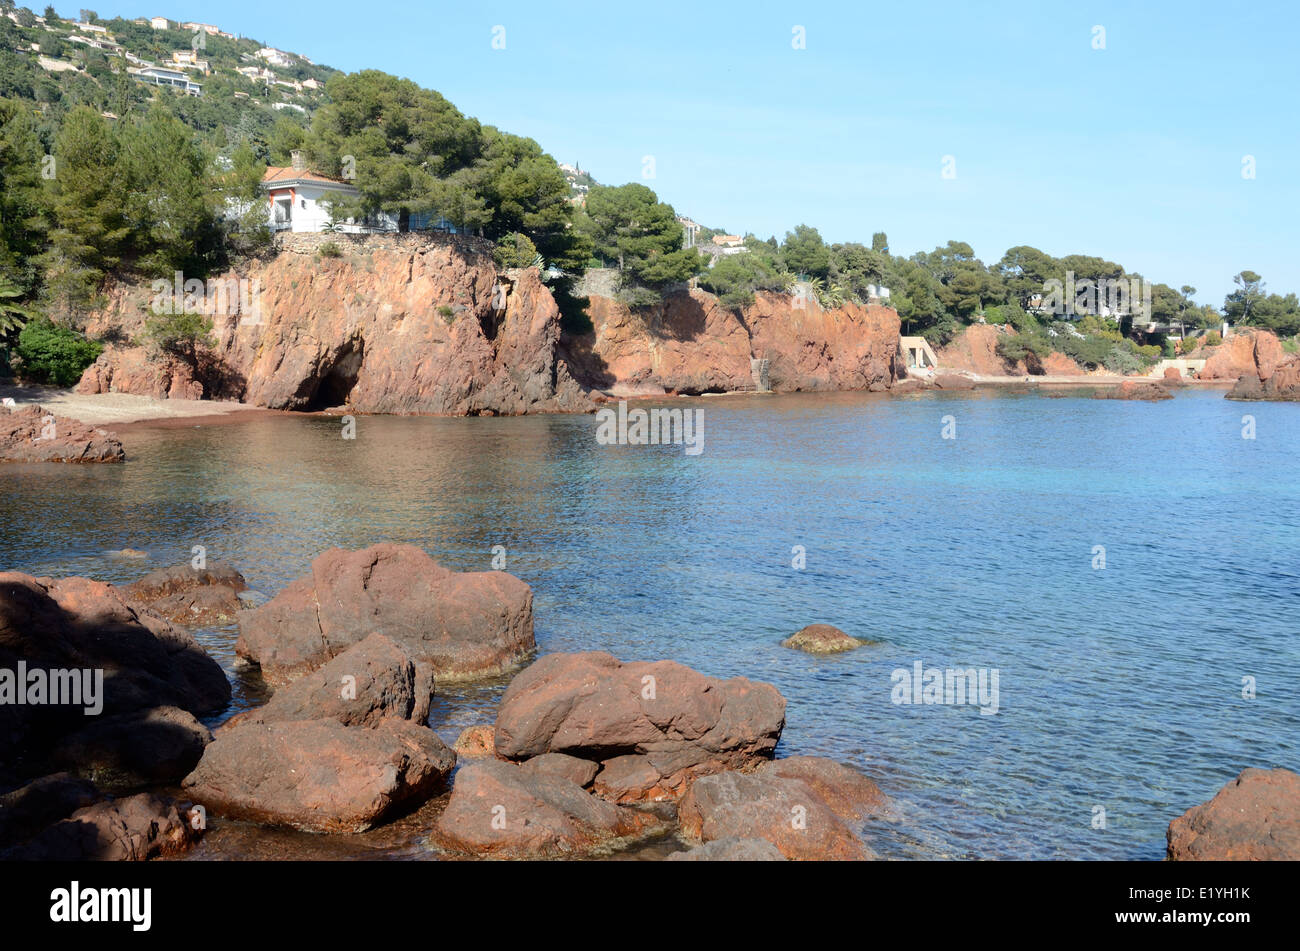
[
  {"left": 493, "top": 651, "right": 785, "bottom": 802},
  {"left": 1092, "top": 379, "right": 1173, "bottom": 401},
  {"left": 124, "top": 562, "right": 248, "bottom": 626},
  {"left": 433, "top": 758, "right": 661, "bottom": 858},
  {"left": 0, "top": 405, "right": 124, "bottom": 463},
  {"left": 781, "top": 623, "right": 865, "bottom": 654},
  {"left": 1167, "top": 767, "right": 1300, "bottom": 860},
  {"left": 667, "top": 836, "right": 787, "bottom": 861},
  {"left": 235, "top": 543, "right": 535, "bottom": 685},
  {"left": 678, "top": 768, "right": 873, "bottom": 861}
]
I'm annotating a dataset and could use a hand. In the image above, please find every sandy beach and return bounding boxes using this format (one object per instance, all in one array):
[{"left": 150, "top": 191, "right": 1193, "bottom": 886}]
[{"left": 0, "top": 382, "right": 266, "bottom": 427}]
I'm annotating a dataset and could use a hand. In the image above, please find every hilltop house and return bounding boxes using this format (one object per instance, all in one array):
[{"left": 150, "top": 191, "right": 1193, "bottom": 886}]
[
  {"left": 171, "top": 49, "right": 209, "bottom": 72},
  {"left": 149, "top": 16, "right": 169, "bottom": 30},
  {"left": 261, "top": 151, "right": 461, "bottom": 234},
  {"left": 257, "top": 47, "right": 294, "bottom": 68},
  {"left": 129, "top": 65, "right": 202, "bottom": 95}
]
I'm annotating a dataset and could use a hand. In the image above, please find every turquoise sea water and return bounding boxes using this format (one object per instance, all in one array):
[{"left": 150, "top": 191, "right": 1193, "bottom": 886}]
[{"left": 2, "top": 387, "right": 1296, "bottom": 859}]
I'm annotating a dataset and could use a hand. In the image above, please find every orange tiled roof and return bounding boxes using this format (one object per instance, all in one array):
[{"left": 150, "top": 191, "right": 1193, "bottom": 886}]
[{"left": 262, "top": 166, "right": 352, "bottom": 186}]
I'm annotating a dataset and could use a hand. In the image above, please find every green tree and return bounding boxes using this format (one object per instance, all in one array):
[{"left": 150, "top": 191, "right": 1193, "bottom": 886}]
[
  {"left": 307, "top": 70, "right": 479, "bottom": 231},
  {"left": 38, "top": 106, "right": 129, "bottom": 315},
  {"left": 0, "top": 98, "right": 50, "bottom": 294},
  {"left": 780, "top": 224, "right": 829, "bottom": 279},
  {"left": 493, "top": 231, "right": 539, "bottom": 270},
  {"left": 1224, "top": 270, "right": 1265, "bottom": 325},
  {"left": 578, "top": 182, "right": 702, "bottom": 288},
  {"left": 0, "top": 274, "right": 38, "bottom": 335},
  {"left": 117, "top": 105, "right": 220, "bottom": 275},
  {"left": 142, "top": 308, "right": 214, "bottom": 367}
]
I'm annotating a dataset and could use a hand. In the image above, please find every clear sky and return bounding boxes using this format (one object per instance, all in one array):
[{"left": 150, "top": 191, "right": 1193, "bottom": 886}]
[{"left": 85, "top": 0, "right": 1299, "bottom": 304}]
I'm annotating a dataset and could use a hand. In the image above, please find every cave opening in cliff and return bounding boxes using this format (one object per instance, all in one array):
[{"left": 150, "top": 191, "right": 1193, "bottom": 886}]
[{"left": 307, "top": 341, "right": 365, "bottom": 411}]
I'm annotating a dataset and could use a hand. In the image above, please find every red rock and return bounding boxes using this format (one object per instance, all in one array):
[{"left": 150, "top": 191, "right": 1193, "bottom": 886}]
[
  {"left": 0, "top": 572, "right": 230, "bottom": 784},
  {"left": 1041, "top": 351, "right": 1085, "bottom": 376},
  {"left": 50, "top": 705, "right": 212, "bottom": 790},
  {"left": 433, "top": 758, "right": 660, "bottom": 858},
  {"left": 235, "top": 543, "right": 535, "bottom": 685},
  {"left": 1227, "top": 355, "right": 1300, "bottom": 401},
  {"left": 1167, "top": 767, "right": 1300, "bottom": 860},
  {"left": 761, "top": 756, "right": 887, "bottom": 823},
  {"left": 123, "top": 562, "right": 247, "bottom": 626},
  {"left": 3, "top": 793, "right": 202, "bottom": 860},
  {"left": 781, "top": 623, "right": 865, "bottom": 654},
  {"left": 182, "top": 717, "right": 455, "bottom": 833},
  {"left": 932, "top": 373, "right": 976, "bottom": 390},
  {"left": 493, "top": 651, "right": 785, "bottom": 802},
  {"left": 1200, "top": 330, "right": 1283, "bottom": 381},
  {"left": 566, "top": 287, "right": 902, "bottom": 395},
  {"left": 0, "top": 405, "right": 124, "bottom": 463},
  {"left": 1093, "top": 380, "right": 1173, "bottom": 401},
  {"left": 0, "top": 773, "right": 99, "bottom": 850},
  {"left": 76, "top": 348, "right": 203, "bottom": 401},
  {"left": 518, "top": 752, "right": 599, "bottom": 788},
  {"left": 80, "top": 239, "right": 592, "bottom": 415},
  {"left": 937, "top": 324, "right": 1014, "bottom": 376},
  {"left": 229, "top": 632, "right": 433, "bottom": 729},
  {"left": 453, "top": 724, "right": 499, "bottom": 759},
  {"left": 678, "top": 770, "right": 872, "bottom": 861}
]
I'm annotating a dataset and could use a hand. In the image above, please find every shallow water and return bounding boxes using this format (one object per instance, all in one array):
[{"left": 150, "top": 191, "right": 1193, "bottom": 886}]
[{"left": 2, "top": 387, "right": 1297, "bottom": 859}]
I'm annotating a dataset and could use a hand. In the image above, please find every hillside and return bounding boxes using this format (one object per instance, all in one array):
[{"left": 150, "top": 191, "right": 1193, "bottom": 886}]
[{"left": 0, "top": 7, "right": 335, "bottom": 142}]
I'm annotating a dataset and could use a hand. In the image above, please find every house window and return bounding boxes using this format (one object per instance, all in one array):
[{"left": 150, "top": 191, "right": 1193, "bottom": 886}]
[{"left": 301, "top": 199, "right": 307, "bottom": 209}]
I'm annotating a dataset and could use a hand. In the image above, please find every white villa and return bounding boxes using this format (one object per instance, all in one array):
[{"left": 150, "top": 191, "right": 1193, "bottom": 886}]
[
  {"left": 129, "top": 65, "right": 202, "bottom": 95},
  {"left": 262, "top": 152, "right": 460, "bottom": 234},
  {"left": 257, "top": 47, "right": 294, "bottom": 68},
  {"left": 149, "top": 16, "right": 170, "bottom": 30}
]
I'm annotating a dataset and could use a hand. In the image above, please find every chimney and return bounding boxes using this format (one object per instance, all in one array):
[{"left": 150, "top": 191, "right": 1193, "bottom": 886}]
[{"left": 290, "top": 149, "right": 305, "bottom": 172}]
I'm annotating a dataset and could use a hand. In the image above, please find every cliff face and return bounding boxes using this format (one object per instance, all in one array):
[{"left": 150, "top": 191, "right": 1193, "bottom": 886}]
[
  {"left": 1199, "top": 330, "right": 1282, "bottom": 382},
  {"left": 78, "top": 239, "right": 909, "bottom": 414},
  {"left": 565, "top": 288, "right": 903, "bottom": 396},
  {"left": 936, "top": 323, "right": 1084, "bottom": 377},
  {"left": 78, "top": 235, "right": 592, "bottom": 415}
]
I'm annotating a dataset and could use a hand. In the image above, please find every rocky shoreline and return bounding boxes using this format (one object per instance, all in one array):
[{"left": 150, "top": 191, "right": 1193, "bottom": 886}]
[{"left": 2, "top": 542, "right": 1295, "bottom": 861}]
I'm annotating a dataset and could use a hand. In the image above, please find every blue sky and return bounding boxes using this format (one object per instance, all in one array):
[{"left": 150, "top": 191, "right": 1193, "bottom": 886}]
[{"left": 85, "top": 0, "right": 1299, "bottom": 304}]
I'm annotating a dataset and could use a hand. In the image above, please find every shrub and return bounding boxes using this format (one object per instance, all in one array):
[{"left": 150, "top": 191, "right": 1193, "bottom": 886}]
[
  {"left": 13, "top": 319, "right": 103, "bottom": 386},
  {"left": 319, "top": 241, "right": 342, "bottom": 258},
  {"left": 437, "top": 304, "right": 455, "bottom": 324},
  {"left": 493, "top": 232, "right": 539, "bottom": 270},
  {"left": 616, "top": 284, "right": 662, "bottom": 308},
  {"left": 1204, "top": 329, "right": 1222, "bottom": 347},
  {"left": 1103, "top": 344, "right": 1142, "bottom": 375},
  {"left": 141, "top": 310, "right": 215, "bottom": 364}
]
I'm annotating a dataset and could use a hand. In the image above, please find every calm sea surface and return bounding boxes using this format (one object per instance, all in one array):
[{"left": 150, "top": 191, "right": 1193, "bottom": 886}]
[{"left": 2, "top": 388, "right": 1296, "bottom": 859}]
